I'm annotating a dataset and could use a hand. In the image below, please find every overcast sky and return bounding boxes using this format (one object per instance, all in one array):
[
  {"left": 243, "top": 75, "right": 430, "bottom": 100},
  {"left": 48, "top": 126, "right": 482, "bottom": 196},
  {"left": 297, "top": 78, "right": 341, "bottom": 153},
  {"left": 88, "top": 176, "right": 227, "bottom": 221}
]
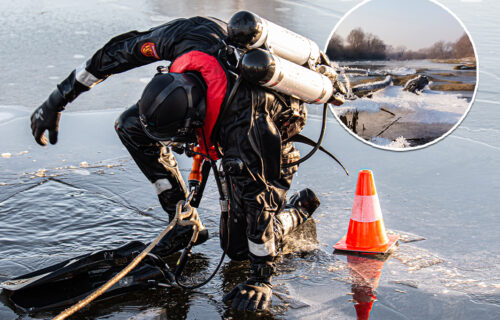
[{"left": 333, "top": 0, "right": 466, "bottom": 50}]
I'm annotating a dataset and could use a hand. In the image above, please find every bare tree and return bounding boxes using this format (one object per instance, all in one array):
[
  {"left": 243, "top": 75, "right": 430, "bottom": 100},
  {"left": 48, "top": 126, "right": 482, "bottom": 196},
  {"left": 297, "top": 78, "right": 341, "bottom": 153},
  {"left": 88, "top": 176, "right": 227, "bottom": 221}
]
[
  {"left": 453, "top": 33, "right": 474, "bottom": 58},
  {"left": 326, "top": 28, "right": 473, "bottom": 61},
  {"left": 326, "top": 34, "right": 345, "bottom": 60},
  {"left": 347, "top": 28, "right": 366, "bottom": 51},
  {"left": 368, "top": 36, "right": 386, "bottom": 59}
]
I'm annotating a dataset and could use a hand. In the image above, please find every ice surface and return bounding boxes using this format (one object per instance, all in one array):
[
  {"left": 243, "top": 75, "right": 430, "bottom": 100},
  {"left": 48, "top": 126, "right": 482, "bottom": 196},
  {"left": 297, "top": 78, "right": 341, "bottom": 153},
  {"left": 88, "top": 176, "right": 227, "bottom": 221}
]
[
  {"left": 0, "top": 105, "right": 29, "bottom": 125},
  {"left": 0, "top": 112, "right": 14, "bottom": 123},
  {"left": 335, "top": 86, "right": 470, "bottom": 124},
  {"left": 371, "top": 67, "right": 417, "bottom": 76}
]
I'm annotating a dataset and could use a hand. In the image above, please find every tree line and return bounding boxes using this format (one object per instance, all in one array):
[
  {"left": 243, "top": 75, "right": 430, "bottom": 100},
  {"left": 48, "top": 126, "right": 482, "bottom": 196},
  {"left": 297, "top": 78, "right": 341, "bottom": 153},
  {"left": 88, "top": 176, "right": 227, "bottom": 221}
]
[{"left": 326, "top": 28, "right": 475, "bottom": 61}]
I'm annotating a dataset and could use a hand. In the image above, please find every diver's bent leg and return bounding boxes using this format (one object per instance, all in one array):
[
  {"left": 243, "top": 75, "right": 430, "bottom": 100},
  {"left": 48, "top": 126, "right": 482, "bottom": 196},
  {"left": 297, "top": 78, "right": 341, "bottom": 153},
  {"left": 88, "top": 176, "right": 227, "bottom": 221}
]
[
  {"left": 114, "top": 104, "right": 187, "bottom": 220},
  {"left": 272, "top": 141, "right": 322, "bottom": 240},
  {"left": 220, "top": 175, "right": 250, "bottom": 261},
  {"left": 274, "top": 188, "right": 320, "bottom": 239},
  {"left": 114, "top": 105, "right": 207, "bottom": 257}
]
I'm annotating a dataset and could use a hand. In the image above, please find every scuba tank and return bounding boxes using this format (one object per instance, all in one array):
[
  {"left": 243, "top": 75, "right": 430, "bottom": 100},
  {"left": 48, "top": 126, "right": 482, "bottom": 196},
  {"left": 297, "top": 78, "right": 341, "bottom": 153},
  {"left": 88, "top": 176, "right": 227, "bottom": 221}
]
[
  {"left": 240, "top": 48, "right": 334, "bottom": 104},
  {"left": 228, "top": 10, "right": 321, "bottom": 68},
  {"left": 227, "top": 10, "right": 345, "bottom": 104},
  {"left": 227, "top": 10, "right": 348, "bottom": 171}
]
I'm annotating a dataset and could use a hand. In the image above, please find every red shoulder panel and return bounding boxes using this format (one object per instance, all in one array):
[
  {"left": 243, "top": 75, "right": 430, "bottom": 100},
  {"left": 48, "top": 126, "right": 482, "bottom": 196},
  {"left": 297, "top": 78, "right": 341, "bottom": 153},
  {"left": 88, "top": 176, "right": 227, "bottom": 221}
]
[{"left": 170, "top": 50, "right": 227, "bottom": 159}]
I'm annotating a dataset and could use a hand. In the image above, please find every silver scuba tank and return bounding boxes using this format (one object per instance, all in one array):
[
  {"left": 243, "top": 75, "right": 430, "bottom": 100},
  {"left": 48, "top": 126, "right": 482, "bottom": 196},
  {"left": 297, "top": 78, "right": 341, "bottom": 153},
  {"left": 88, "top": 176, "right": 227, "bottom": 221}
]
[
  {"left": 228, "top": 10, "right": 321, "bottom": 68},
  {"left": 240, "top": 49, "right": 333, "bottom": 104}
]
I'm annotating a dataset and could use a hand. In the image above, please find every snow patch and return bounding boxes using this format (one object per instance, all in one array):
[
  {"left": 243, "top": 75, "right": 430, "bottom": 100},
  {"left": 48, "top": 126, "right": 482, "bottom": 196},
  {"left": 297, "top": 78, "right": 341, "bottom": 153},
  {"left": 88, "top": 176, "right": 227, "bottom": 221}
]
[
  {"left": 334, "top": 86, "right": 469, "bottom": 124},
  {"left": 372, "top": 67, "right": 416, "bottom": 76},
  {"left": 371, "top": 136, "right": 410, "bottom": 148}
]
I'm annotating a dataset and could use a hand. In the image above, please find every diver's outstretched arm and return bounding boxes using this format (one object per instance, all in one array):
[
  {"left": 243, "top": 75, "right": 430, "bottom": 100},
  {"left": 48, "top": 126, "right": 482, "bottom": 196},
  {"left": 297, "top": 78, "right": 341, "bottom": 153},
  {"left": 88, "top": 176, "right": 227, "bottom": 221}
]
[{"left": 30, "top": 17, "right": 222, "bottom": 145}]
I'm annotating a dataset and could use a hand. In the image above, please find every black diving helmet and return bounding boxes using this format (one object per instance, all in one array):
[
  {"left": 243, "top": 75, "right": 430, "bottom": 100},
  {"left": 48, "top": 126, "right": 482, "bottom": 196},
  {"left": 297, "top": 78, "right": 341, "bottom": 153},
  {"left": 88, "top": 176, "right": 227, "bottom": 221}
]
[{"left": 138, "top": 72, "right": 207, "bottom": 143}]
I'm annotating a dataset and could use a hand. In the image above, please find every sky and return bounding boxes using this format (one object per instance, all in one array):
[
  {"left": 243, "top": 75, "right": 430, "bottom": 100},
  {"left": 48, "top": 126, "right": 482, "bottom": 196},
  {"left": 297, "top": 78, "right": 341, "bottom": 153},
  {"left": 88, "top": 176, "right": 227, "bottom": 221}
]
[{"left": 333, "top": 0, "right": 467, "bottom": 50}]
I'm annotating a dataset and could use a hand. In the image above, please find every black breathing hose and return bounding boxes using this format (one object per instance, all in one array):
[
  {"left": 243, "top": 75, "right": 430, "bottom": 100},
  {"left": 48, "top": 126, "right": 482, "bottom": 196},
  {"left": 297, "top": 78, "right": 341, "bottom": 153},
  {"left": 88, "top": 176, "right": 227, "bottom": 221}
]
[
  {"left": 173, "top": 72, "right": 244, "bottom": 290},
  {"left": 174, "top": 128, "right": 230, "bottom": 290},
  {"left": 282, "top": 103, "right": 328, "bottom": 168}
]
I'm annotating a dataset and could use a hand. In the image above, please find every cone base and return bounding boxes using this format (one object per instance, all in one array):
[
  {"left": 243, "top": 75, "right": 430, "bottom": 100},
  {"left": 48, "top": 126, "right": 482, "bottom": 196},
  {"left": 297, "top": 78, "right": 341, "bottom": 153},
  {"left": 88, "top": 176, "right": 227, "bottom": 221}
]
[{"left": 333, "top": 234, "right": 399, "bottom": 254}]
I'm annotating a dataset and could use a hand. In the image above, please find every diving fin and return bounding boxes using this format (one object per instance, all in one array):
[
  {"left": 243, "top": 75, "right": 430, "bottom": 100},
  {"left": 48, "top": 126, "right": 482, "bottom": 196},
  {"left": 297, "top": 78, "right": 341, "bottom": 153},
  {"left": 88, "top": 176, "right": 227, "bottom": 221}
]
[{"left": 0, "top": 241, "right": 168, "bottom": 313}]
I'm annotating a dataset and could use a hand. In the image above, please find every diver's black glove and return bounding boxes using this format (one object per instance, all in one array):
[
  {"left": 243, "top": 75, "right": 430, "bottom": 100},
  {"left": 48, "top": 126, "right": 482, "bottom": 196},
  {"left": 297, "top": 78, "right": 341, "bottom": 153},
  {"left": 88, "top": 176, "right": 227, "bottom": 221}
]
[
  {"left": 31, "top": 89, "right": 66, "bottom": 146},
  {"left": 223, "top": 280, "right": 272, "bottom": 311},
  {"left": 223, "top": 263, "right": 274, "bottom": 311}
]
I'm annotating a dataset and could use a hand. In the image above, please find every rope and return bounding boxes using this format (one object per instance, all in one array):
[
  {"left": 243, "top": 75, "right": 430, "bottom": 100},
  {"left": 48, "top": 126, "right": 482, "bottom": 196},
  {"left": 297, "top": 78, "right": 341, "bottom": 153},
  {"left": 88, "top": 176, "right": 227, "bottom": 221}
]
[{"left": 53, "top": 201, "right": 198, "bottom": 320}]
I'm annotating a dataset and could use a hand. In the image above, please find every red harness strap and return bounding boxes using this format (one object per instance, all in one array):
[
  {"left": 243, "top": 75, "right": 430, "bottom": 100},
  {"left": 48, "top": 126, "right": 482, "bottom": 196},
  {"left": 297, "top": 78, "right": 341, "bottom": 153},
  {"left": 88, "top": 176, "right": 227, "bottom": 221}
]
[{"left": 170, "top": 50, "right": 227, "bottom": 159}]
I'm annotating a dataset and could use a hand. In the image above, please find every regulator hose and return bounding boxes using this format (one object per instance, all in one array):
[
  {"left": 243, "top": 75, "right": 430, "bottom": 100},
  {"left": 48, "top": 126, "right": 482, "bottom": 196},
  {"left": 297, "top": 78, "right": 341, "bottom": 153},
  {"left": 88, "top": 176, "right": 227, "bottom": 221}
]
[
  {"left": 283, "top": 103, "right": 328, "bottom": 168},
  {"left": 173, "top": 128, "right": 231, "bottom": 290}
]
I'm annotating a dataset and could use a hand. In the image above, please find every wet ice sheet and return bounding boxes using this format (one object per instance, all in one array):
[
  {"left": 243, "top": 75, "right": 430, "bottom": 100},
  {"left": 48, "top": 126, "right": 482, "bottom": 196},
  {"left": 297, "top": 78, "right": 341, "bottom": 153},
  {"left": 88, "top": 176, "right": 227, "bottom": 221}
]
[
  {"left": 0, "top": 179, "right": 162, "bottom": 271},
  {"left": 1, "top": 115, "right": 498, "bottom": 319},
  {"left": 1, "top": 0, "right": 500, "bottom": 319}
]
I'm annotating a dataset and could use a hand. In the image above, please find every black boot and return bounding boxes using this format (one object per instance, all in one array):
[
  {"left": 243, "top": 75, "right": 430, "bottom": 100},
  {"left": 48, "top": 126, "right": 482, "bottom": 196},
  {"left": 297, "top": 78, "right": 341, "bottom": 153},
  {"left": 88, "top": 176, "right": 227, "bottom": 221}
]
[
  {"left": 288, "top": 188, "right": 321, "bottom": 218},
  {"left": 274, "top": 188, "right": 320, "bottom": 237}
]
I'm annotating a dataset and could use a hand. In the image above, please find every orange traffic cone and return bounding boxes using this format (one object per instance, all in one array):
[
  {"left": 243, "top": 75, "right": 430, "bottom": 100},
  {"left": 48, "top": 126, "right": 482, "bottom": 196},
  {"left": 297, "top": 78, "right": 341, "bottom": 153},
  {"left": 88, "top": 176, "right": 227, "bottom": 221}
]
[
  {"left": 334, "top": 169, "right": 399, "bottom": 253},
  {"left": 348, "top": 255, "right": 386, "bottom": 320}
]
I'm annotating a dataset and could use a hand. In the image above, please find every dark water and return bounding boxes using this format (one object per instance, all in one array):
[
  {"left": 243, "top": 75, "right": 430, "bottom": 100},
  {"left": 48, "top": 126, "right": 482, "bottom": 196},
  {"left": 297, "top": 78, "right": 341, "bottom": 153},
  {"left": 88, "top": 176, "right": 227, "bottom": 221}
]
[{"left": 1, "top": 0, "right": 500, "bottom": 319}]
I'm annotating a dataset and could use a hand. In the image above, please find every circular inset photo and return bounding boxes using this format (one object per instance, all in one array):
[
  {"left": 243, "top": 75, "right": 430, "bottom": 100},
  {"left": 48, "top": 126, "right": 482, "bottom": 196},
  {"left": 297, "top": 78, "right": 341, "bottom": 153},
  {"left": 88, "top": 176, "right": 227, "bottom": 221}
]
[{"left": 326, "top": 0, "right": 478, "bottom": 150}]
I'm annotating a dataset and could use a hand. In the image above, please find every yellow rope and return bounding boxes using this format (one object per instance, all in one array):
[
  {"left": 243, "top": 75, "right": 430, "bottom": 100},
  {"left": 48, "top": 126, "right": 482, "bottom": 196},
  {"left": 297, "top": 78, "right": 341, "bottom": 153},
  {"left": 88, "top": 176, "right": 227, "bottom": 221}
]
[{"left": 53, "top": 201, "right": 199, "bottom": 320}]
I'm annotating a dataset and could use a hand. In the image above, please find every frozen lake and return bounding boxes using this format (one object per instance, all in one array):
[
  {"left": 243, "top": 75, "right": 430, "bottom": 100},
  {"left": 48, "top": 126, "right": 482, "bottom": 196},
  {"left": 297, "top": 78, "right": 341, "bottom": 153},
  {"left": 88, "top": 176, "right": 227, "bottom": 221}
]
[{"left": 0, "top": 0, "right": 499, "bottom": 319}]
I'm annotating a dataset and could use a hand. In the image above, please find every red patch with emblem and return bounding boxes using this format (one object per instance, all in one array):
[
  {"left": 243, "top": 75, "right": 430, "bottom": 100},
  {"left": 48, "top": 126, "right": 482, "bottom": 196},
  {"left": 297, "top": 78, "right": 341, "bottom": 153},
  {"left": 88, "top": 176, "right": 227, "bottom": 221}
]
[{"left": 140, "top": 42, "right": 160, "bottom": 59}]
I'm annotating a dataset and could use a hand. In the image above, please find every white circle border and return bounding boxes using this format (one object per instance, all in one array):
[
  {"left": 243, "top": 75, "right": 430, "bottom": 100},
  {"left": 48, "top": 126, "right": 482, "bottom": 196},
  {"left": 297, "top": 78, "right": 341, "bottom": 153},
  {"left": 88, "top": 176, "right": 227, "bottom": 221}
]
[{"left": 323, "top": 0, "right": 480, "bottom": 152}]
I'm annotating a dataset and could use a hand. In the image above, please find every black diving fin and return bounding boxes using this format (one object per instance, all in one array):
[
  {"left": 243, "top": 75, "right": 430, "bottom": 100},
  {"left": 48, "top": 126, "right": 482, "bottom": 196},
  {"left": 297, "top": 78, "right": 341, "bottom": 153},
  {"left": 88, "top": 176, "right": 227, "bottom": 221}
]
[{"left": 0, "top": 241, "right": 171, "bottom": 313}]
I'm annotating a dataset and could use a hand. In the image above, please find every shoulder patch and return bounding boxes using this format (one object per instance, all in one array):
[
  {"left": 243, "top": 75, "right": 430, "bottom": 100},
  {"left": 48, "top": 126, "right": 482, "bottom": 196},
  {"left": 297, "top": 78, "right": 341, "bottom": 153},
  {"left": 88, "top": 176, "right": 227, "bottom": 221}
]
[{"left": 140, "top": 42, "right": 160, "bottom": 59}]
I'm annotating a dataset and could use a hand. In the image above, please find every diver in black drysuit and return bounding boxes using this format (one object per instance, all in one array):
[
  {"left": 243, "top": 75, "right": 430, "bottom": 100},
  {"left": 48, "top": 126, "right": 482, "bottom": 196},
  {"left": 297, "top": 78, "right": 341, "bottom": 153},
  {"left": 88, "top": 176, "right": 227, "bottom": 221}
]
[{"left": 30, "top": 16, "right": 320, "bottom": 312}]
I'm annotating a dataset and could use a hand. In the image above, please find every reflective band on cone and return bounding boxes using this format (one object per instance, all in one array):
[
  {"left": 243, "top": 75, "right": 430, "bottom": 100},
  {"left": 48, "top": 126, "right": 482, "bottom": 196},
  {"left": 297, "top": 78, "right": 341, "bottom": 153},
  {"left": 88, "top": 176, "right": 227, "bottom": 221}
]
[{"left": 334, "top": 170, "right": 399, "bottom": 254}]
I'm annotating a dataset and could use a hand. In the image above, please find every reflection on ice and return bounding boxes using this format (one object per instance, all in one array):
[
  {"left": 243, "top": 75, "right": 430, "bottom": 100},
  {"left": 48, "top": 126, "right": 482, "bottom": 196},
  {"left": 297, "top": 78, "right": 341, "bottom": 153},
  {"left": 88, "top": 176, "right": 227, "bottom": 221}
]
[
  {"left": 346, "top": 254, "right": 387, "bottom": 320},
  {"left": 0, "top": 112, "right": 14, "bottom": 123}
]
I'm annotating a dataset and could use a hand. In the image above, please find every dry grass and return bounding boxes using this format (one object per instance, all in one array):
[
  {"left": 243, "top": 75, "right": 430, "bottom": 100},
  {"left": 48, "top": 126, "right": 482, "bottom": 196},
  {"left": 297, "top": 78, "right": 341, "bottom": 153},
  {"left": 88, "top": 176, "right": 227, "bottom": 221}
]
[
  {"left": 429, "top": 83, "right": 476, "bottom": 91},
  {"left": 453, "top": 64, "right": 476, "bottom": 70},
  {"left": 392, "top": 75, "right": 422, "bottom": 86},
  {"left": 431, "top": 73, "right": 457, "bottom": 77},
  {"left": 431, "top": 57, "right": 476, "bottom": 64}
]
